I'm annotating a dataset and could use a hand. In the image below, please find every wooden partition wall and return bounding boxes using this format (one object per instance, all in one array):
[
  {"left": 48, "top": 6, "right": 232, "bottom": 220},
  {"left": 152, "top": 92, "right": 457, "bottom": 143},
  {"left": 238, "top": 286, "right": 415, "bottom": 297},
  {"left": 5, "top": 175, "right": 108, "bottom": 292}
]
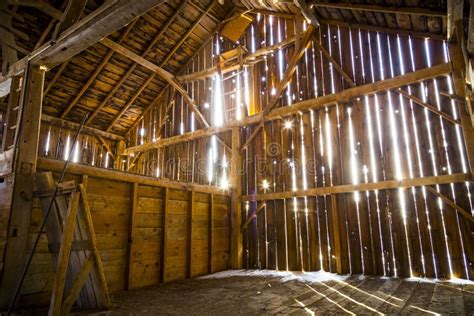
[
  {"left": 0, "top": 158, "right": 230, "bottom": 306},
  {"left": 117, "top": 13, "right": 474, "bottom": 281}
]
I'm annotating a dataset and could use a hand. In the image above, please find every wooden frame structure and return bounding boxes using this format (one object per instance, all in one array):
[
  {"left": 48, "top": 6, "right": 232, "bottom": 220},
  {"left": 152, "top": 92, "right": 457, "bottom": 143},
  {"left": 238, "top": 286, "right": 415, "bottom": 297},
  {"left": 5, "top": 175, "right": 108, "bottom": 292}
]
[{"left": 0, "top": 0, "right": 473, "bottom": 312}]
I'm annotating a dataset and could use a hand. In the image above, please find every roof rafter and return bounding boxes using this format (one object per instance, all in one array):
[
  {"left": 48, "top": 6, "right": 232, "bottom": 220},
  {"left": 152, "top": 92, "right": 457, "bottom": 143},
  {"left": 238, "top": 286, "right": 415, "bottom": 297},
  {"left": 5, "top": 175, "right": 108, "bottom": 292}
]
[
  {"left": 80, "top": 0, "right": 190, "bottom": 125},
  {"left": 103, "top": 0, "right": 217, "bottom": 133},
  {"left": 59, "top": 19, "right": 137, "bottom": 118}
]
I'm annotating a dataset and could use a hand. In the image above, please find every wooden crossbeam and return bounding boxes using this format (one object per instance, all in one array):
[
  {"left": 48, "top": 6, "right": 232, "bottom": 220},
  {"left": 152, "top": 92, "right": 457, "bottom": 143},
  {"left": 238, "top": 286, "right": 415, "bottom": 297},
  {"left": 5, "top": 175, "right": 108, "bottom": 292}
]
[
  {"left": 121, "top": 115, "right": 261, "bottom": 155},
  {"left": 37, "top": 157, "right": 230, "bottom": 195},
  {"left": 59, "top": 19, "right": 137, "bottom": 118},
  {"left": 242, "top": 173, "right": 470, "bottom": 201},
  {"left": 426, "top": 186, "right": 474, "bottom": 223},
  {"left": 312, "top": 34, "right": 355, "bottom": 87},
  {"left": 31, "top": 0, "right": 166, "bottom": 68},
  {"left": 121, "top": 63, "right": 452, "bottom": 155},
  {"left": 44, "top": 62, "right": 69, "bottom": 95},
  {"left": 267, "top": 63, "right": 451, "bottom": 120},
  {"left": 294, "top": 0, "right": 319, "bottom": 26},
  {"left": 311, "top": 1, "right": 447, "bottom": 17},
  {"left": 319, "top": 18, "right": 445, "bottom": 41},
  {"left": 41, "top": 114, "right": 123, "bottom": 141}
]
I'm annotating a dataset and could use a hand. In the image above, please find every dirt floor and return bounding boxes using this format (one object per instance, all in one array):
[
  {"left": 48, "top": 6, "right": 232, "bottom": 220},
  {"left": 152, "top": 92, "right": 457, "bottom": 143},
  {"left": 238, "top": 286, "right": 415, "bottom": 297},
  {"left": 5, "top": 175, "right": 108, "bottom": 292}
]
[{"left": 110, "top": 270, "right": 474, "bottom": 315}]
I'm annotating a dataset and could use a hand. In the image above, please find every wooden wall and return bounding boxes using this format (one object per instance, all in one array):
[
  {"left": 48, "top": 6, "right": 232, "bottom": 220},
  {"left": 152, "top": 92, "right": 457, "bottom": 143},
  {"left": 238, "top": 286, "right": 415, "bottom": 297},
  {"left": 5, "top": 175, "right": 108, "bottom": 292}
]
[
  {"left": 5, "top": 162, "right": 230, "bottom": 307},
  {"left": 121, "top": 13, "right": 474, "bottom": 281}
]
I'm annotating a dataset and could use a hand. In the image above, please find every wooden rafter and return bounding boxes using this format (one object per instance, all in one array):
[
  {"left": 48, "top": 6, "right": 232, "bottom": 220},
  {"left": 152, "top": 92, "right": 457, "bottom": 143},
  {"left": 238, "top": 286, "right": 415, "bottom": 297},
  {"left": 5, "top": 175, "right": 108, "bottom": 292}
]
[
  {"left": 100, "top": 38, "right": 209, "bottom": 130},
  {"left": 242, "top": 173, "right": 470, "bottom": 201},
  {"left": 83, "top": 0, "right": 189, "bottom": 124},
  {"left": 59, "top": 19, "right": 137, "bottom": 118}
]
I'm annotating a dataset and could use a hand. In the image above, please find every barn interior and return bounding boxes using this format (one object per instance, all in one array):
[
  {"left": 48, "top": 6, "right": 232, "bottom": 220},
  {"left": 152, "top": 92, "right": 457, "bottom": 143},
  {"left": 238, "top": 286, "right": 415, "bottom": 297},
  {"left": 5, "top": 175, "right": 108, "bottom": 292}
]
[{"left": 0, "top": 0, "right": 474, "bottom": 314}]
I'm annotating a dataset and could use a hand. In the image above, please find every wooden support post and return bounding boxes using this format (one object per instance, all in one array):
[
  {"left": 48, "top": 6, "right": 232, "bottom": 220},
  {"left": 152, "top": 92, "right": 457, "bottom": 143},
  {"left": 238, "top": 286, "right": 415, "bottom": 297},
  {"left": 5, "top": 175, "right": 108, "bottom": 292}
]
[
  {"left": 127, "top": 183, "right": 138, "bottom": 289},
  {"left": 450, "top": 21, "right": 474, "bottom": 176},
  {"left": 208, "top": 193, "right": 214, "bottom": 274},
  {"left": 160, "top": 187, "right": 169, "bottom": 282},
  {"left": 0, "top": 64, "right": 45, "bottom": 309},
  {"left": 230, "top": 127, "right": 242, "bottom": 268}
]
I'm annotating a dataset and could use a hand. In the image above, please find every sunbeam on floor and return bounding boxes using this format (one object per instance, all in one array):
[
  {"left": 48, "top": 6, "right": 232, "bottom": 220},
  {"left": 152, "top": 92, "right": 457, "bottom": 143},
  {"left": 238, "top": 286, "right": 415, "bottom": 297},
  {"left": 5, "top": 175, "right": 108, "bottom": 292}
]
[{"left": 111, "top": 270, "right": 474, "bottom": 315}]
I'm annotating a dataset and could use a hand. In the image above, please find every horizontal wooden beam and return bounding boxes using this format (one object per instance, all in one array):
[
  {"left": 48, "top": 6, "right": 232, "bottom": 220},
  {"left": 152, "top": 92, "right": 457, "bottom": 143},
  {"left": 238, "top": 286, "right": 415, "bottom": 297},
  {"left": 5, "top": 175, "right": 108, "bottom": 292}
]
[
  {"left": 37, "top": 157, "right": 229, "bottom": 195},
  {"left": 311, "top": 2, "right": 447, "bottom": 17},
  {"left": 30, "top": 0, "right": 165, "bottom": 68},
  {"left": 122, "top": 114, "right": 262, "bottom": 155},
  {"left": 242, "top": 173, "right": 470, "bottom": 201},
  {"left": 41, "top": 114, "right": 123, "bottom": 141},
  {"left": 267, "top": 62, "right": 452, "bottom": 120},
  {"left": 122, "top": 62, "right": 452, "bottom": 155},
  {"left": 319, "top": 18, "right": 446, "bottom": 41}
]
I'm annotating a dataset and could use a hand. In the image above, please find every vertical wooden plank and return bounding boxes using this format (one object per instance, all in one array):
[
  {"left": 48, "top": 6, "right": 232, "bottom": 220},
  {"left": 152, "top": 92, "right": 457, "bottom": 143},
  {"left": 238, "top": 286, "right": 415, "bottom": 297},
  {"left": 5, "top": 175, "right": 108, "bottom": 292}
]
[
  {"left": 187, "top": 190, "right": 194, "bottom": 278},
  {"left": 49, "top": 192, "right": 80, "bottom": 316},
  {"left": 208, "top": 193, "right": 214, "bottom": 274},
  {"left": 127, "top": 183, "right": 138, "bottom": 289},
  {"left": 160, "top": 187, "right": 169, "bottom": 282}
]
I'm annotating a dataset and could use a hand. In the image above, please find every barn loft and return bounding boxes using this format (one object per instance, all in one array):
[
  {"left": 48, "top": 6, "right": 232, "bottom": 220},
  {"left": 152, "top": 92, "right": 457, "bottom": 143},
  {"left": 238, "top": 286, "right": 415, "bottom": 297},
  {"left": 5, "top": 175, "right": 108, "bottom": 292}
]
[{"left": 0, "top": 0, "right": 474, "bottom": 314}]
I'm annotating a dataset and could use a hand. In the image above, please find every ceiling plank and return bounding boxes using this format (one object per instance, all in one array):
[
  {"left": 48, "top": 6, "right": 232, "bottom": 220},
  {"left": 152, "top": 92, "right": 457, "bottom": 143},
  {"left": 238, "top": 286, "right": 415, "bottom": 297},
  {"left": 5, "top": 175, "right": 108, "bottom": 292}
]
[
  {"left": 83, "top": 0, "right": 189, "bottom": 124},
  {"left": 59, "top": 19, "right": 137, "bottom": 118},
  {"left": 101, "top": 38, "right": 209, "bottom": 130}
]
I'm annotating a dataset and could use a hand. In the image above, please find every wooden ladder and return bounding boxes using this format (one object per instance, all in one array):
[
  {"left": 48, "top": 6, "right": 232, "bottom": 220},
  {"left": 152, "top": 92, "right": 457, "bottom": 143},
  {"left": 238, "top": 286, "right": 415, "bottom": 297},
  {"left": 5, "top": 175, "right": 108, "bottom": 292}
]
[
  {"left": 35, "top": 172, "right": 110, "bottom": 316},
  {"left": 2, "top": 75, "right": 23, "bottom": 152}
]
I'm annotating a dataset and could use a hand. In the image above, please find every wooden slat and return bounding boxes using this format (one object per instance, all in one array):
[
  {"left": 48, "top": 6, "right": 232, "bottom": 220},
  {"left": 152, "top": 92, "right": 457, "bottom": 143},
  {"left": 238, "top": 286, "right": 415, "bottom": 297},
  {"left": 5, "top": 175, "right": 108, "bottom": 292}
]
[
  {"left": 241, "top": 173, "right": 470, "bottom": 201},
  {"left": 49, "top": 192, "right": 81, "bottom": 316}
]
